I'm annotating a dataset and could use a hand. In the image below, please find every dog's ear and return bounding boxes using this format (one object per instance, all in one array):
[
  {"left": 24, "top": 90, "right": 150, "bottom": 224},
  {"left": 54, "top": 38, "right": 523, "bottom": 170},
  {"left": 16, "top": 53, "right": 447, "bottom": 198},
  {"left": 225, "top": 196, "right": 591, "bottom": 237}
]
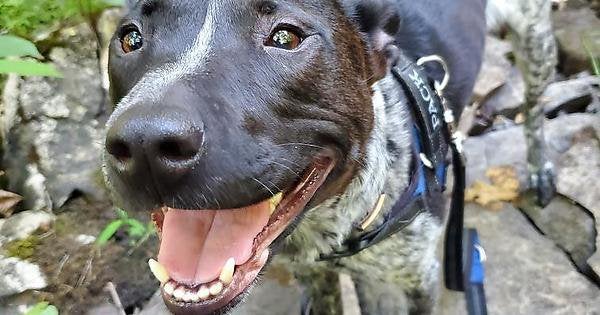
[{"left": 344, "top": 0, "right": 401, "bottom": 83}]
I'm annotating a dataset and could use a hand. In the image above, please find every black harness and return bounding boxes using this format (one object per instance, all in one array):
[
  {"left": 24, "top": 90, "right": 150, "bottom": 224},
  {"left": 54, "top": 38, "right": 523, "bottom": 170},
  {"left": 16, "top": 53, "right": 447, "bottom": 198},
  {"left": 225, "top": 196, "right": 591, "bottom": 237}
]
[{"left": 319, "top": 53, "right": 488, "bottom": 315}]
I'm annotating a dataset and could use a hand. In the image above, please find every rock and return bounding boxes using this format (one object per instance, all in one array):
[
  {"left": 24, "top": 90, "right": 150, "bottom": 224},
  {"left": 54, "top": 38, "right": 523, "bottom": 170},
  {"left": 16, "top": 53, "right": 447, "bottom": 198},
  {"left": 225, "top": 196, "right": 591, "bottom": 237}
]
[
  {"left": 86, "top": 302, "right": 122, "bottom": 315},
  {"left": 556, "top": 127, "right": 600, "bottom": 214},
  {"left": 136, "top": 290, "right": 169, "bottom": 315},
  {"left": 472, "top": 36, "right": 513, "bottom": 101},
  {"left": 97, "top": 8, "right": 124, "bottom": 93},
  {"left": 74, "top": 234, "right": 96, "bottom": 246},
  {"left": 0, "top": 305, "right": 26, "bottom": 315},
  {"left": 464, "top": 113, "right": 600, "bottom": 190},
  {"left": 0, "top": 74, "right": 20, "bottom": 147},
  {"left": 0, "top": 255, "right": 47, "bottom": 297},
  {"left": 464, "top": 121, "right": 528, "bottom": 189},
  {"left": 554, "top": 127, "right": 600, "bottom": 274},
  {"left": 3, "top": 25, "right": 109, "bottom": 210},
  {"left": 543, "top": 74, "right": 600, "bottom": 118},
  {"left": 553, "top": 8, "right": 600, "bottom": 75},
  {"left": 231, "top": 279, "right": 303, "bottom": 315},
  {"left": 519, "top": 195, "right": 596, "bottom": 271},
  {"left": 0, "top": 210, "right": 55, "bottom": 246},
  {"left": 590, "top": 253, "right": 600, "bottom": 277},
  {"left": 20, "top": 164, "right": 52, "bottom": 211},
  {"left": 463, "top": 204, "right": 600, "bottom": 314},
  {"left": 480, "top": 66, "right": 526, "bottom": 121}
]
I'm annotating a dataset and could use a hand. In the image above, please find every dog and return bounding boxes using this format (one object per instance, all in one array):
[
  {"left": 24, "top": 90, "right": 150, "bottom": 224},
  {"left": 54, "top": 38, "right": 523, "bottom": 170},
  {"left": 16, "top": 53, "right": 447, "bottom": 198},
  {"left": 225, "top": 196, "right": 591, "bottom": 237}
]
[
  {"left": 102, "top": 0, "right": 555, "bottom": 314},
  {"left": 487, "top": 0, "right": 558, "bottom": 206}
]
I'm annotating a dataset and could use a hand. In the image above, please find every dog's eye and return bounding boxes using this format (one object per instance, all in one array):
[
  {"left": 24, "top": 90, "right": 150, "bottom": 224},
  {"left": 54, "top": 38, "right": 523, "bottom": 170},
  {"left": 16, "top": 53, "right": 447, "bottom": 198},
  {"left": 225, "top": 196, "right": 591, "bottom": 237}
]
[
  {"left": 121, "top": 28, "right": 143, "bottom": 53},
  {"left": 267, "top": 29, "right": 302, "bottom": 50}
]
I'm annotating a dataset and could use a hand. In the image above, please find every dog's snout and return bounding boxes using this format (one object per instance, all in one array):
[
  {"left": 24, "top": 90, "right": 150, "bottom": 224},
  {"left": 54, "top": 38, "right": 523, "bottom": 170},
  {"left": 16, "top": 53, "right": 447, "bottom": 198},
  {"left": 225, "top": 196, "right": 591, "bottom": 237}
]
[{"left": 105, "top": 107, "right": 204, "bottom": 178}]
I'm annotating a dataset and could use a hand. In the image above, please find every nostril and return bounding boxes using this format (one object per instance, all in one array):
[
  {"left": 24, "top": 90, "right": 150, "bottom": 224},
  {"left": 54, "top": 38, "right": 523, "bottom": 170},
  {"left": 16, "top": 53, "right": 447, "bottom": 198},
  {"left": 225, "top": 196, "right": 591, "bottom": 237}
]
[
  {"left": 107, "top": 139, "right": 132, "bottom": 162},
  {"left": 159, "top": 138, "right": 199, "bottom": 161}
]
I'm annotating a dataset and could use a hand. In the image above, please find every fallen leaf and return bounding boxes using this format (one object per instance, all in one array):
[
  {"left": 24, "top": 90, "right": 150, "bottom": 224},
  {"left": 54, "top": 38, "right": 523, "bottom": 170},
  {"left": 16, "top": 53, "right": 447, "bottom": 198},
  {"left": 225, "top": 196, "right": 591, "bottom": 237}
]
[
  {"left": 0, "top": 190, "right": 23, "bottom": 217},
  {"left": 465, "top": 166, "right": 520, "bottom": 209}
]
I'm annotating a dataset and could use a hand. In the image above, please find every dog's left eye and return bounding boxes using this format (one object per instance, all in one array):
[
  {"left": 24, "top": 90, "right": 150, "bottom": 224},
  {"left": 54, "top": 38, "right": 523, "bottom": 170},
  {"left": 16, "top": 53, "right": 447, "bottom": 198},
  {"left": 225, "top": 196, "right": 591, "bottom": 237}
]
[
  {"left": 121, "top": 28, "right": 143, "bottom": 53},
  {"left": 267, "top": 29, "right": 302, "bottom": 50}
]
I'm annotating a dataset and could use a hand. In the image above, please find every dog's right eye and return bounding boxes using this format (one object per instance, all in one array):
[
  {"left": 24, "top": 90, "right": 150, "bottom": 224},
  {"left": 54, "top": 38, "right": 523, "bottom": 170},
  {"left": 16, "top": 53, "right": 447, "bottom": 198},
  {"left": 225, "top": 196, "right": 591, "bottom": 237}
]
[
  {"left": 266, "top": 28, "right": 303, "bottom": 50},
  {"left": 120, "top": 28, "right": 143, "bottom": 53}
]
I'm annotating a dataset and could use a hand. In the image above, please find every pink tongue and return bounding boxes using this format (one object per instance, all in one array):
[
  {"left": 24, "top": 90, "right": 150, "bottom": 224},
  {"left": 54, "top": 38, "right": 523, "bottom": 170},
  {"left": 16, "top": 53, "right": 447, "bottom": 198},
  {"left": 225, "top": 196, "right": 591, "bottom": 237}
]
[{"left": 157, "top": 201, "right": 271, "bottom": 285}]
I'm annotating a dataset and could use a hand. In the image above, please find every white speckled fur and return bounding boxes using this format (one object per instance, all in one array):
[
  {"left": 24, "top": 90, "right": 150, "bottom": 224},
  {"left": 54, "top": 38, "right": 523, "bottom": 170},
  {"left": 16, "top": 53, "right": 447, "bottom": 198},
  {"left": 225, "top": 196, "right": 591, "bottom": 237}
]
[{"left": 278, "top": 71, "right": 445, "bottom": 313}]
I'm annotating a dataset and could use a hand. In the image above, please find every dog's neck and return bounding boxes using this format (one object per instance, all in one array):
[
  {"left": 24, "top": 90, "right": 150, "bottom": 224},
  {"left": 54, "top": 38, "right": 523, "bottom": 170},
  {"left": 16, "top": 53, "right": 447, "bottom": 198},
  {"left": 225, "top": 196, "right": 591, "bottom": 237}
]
[{"left": 282, "top": 72, "right": 415, "bottom": 263}]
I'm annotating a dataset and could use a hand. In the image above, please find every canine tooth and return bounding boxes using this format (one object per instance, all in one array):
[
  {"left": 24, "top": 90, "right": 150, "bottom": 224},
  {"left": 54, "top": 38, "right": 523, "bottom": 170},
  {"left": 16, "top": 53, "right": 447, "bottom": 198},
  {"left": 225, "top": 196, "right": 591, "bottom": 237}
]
[
  {"left": 209, "top": 281, "right": 224, "bottom": 296},
  {"left": 173, "top": 286, "right": 186, "bottom": 301},
  {"left": 163, "top": 281, "right": 176, "bottom": 295},
  {"left": 148, "top": 259, "right": 169, "bottom": 283},
  {"left": 269, "top": 192, "right": 283, "bottom": 214},
  {"left": 219, "top": 258, "right": 235, "bottom": 285},
  {"left": 197, "top": 285, "right": 210, "bottom": 300}
]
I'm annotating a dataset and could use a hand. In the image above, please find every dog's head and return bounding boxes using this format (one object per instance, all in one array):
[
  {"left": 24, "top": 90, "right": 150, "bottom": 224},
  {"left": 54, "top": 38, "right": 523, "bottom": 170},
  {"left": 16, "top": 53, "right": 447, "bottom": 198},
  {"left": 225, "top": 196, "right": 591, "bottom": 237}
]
[{"left": 104, "top": 0, "right": 401, "bottom": 313}]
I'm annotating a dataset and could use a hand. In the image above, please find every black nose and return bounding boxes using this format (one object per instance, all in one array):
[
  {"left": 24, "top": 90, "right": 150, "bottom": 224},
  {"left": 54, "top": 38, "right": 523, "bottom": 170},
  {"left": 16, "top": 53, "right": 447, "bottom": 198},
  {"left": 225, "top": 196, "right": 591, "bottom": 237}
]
[{"left": 105, "top": 107, "right": 204, "bottom": 178}]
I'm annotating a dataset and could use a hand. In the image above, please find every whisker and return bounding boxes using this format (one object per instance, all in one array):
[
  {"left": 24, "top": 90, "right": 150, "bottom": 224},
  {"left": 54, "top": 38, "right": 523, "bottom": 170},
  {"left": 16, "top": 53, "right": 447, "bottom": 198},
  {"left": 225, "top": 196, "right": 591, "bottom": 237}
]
[
  {"left": 266, "top": 180, "right": 282, "bottom": 192},
  {"left": 278, "top": 157, "right": 301, "bottom": 168},
  {"left": 270, "top": 160, "right": 301, "bottom": 178},
  {"left": 276, "top": 143, "right": 328, "bottom": 150},
  {"left": 204, "top": 184, "right": 221, "bottom": 210},
  {"left": 252, "top": 177, "right": 275, "bottom": 196}
]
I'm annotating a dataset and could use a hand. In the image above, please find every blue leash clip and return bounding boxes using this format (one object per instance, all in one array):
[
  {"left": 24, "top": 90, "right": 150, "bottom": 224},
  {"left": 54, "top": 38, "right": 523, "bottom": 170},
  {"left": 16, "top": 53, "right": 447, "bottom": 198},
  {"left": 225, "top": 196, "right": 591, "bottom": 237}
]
[{"left": 464, "top": 229, "right": 488, "bottom": 315}]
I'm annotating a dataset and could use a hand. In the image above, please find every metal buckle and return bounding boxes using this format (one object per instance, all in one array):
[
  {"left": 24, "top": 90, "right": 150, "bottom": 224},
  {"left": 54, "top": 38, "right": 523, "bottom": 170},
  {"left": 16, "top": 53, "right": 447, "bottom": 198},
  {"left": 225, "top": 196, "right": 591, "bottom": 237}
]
[{"left": 417, "top": 55, "right": 450, "bottom": 93}]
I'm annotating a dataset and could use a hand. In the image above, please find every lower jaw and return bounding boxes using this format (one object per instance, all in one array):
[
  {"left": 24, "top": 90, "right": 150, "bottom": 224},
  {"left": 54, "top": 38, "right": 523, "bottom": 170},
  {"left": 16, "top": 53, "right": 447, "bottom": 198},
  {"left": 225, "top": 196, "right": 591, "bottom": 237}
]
[
  {"left": 159, "top": 155, "right": 336, "bottom": 315},
  {"left": 163, "top": 249, "right": 270, "bottom": 315}
]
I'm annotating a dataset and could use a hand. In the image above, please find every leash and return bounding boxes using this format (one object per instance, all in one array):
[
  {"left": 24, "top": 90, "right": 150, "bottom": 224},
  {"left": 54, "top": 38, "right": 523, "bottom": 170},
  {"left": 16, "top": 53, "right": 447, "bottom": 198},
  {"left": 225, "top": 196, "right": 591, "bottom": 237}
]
[{"left": 318, "top": 53, "right": 488, "bottom": 315}]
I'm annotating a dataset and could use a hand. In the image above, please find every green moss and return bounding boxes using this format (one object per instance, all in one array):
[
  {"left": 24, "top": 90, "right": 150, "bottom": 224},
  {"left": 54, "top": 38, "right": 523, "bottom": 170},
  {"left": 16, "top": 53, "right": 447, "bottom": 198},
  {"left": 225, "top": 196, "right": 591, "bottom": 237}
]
[
  {"left": 0, "top": 0, "right": 123, "bottom": 40},
  {"left": 4, "top": 236, "right": 41, "bottom": 259},
  {"left": 52, "top": 216, "right": 72, "bottom": 237}
]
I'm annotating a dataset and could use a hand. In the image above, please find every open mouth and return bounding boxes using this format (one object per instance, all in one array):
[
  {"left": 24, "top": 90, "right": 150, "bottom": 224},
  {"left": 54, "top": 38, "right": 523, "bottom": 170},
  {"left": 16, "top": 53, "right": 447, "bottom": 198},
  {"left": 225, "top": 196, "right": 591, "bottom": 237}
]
[{"left": 147, "top": 156, "right": 335, "bottom": 314}]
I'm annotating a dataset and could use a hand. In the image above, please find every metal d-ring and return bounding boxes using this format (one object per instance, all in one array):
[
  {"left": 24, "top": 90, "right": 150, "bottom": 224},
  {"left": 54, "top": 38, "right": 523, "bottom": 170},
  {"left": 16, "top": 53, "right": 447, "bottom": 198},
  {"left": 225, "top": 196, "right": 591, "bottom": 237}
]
[
  {"left": 417, "top": 55, "right": 450, "bottom": 93},
  {"left": 474, "top": 244, "right": 487, "bottom": 263}
]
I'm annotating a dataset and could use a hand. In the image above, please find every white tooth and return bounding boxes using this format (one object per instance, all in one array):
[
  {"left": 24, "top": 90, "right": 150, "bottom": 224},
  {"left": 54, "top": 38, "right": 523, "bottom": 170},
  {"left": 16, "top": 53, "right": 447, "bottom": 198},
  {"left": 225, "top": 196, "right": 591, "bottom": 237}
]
[
  {"left": 269, "top": 192, "right": 283, "bottom": 214},
  {"left": 148, "top": 259, "right": 169, "bottom": 283},
  {"left": 173, "top": 286, "right": 186, "bottom": 301},
  {"left": 190, "top": 290, "right": 201, "bottom": 303},
  {"left": 183, "top": 290, "right": 195, "bottom": 302},
  {"left": 163, "top": 281, "right": 176, "bottom": 296},
  {"left": 209, "top": 281, "right": 224, "bottom": 296},
  {"left": 197, "top": 285, "right": 210, "bottom": 300},
  {"left": 219, "top": 258, "right": 235, "bottom": 285}
]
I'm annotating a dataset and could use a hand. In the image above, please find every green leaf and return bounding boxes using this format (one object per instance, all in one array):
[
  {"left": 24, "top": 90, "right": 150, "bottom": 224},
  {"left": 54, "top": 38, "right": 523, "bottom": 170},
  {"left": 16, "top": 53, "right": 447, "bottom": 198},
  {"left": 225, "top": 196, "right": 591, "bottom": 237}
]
[
  {"left": 25, "top": 302, "right": 49, "bottom": 315},
  {"left": 0, "top": 35, "right": 43, "bottom": 58},
  {"left": 25, "top": 302, "right": 59, "bottom": 315},
  {"left": 96, "top": 220, "right": 125, "bottom": 246},
  {"left": 125, "top": 218, "right": 147, "bottom": 238},
  {"left": 40, "top": 305, "right": 59, "bottom": 315},
  {"left": 0, "top": 59, "right": 62, "bottom": 77}
]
